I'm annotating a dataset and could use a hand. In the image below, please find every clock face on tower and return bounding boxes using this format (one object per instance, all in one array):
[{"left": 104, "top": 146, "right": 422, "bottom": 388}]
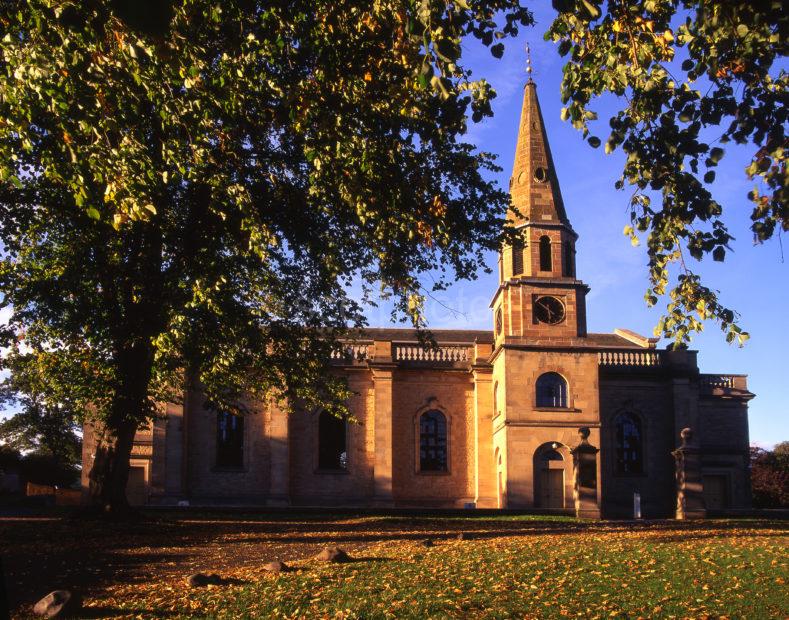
[{"left": 534, "top": 296, "right": 565, "bottom": 325}]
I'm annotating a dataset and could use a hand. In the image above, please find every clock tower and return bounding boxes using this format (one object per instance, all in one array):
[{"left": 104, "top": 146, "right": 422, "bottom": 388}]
[{"left": 491, "top": 76, "right": 589, "bottom": 344}]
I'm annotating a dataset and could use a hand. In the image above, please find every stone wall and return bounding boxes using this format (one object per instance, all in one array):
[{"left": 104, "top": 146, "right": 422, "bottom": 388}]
[
  {"left": 185, "top": 393, "right": 271, "bottom": 502},
  {"left": 289, "top": 370, "right": 376, "bottom": 504},
  {"left": 391, "top": 369, "right": 477, "bottom": 507},
  {"left": 498, "top": 348, "right": 600, "bottom": 509},
  {"left": 698, "top": 397, "right": 751, "bottom": 509},
  {"left": 598, "top": 373, "right": 676, "bottom": 518}
]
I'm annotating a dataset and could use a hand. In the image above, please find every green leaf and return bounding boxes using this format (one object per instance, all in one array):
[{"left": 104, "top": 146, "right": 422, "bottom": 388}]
[
  {"left": 580, "top": 0, "right": 601, "bottom": 19},
  {"left": 587, "top": 136, "right": 601, "bottom": 148}
]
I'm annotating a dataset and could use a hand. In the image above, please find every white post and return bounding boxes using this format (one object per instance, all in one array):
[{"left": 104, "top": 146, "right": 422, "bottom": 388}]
[{"left": 633, "top": 492, "right": 642, "bottom": 519}]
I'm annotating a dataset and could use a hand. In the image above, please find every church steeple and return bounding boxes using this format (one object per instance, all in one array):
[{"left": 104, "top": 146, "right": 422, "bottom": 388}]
[
  {"left": 499, "top": 69, "right": 578, "bottom": 283},
  {"left": 509, "top": 79, "right": 570, "bottom": 227},
  {"left": 492, "top": 60, "right": 589, "bottom": 342}
]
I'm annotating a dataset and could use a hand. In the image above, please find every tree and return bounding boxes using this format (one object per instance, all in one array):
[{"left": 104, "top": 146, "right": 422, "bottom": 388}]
[
  {"left": 0, "top": 347, "right": 82, "bottom": 470},
  {"left": 773, "top": 441, "right": 789, "bottom": 471},
  {"left": 548, "top": 0, "right": 787, "bottom": 345},
  {"left": 750, "top": 445, "right": 789, "bottom": 508},
  {"left": 0, "top": 1, "right": 531, "bottom": 513}
]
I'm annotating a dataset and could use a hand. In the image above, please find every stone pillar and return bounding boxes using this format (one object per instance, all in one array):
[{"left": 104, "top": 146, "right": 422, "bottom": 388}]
[
  {"left": 472, "top": 341, "right": 496, "bottom": 507},
  {"left": 672, "top": 427, "right": 706, "bottom": 519},
  {"left": 571, "top": 427, "right": 600, "bottom": 519},
  {"left": 162, "top": 402, "right": 185, "bottom": 502},
  {"left": 149, "top": 411, "right": 168, "bottom": 501},
  {"left": 371, "top": 340, "right": 396, "bottom": 506},
  {"left": 268, "top": 399, "right": 290, "bottom": 506}
]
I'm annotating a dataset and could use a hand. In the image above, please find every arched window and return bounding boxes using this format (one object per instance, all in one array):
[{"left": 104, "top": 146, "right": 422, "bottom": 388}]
[
  {"left": 318, "top": 411, "right": 347, "bottom": 470},
  {"left": 419, "top": 410, "right": 447, "bottom": 472},
  {"left": 512, "top": 239, "right": 524, "bottom": 276},
  {"left": 493, "top": 381, "right": 500, "bottom": 417},
  {"left": 539, "top": 236, "right": 552, "bottom": 271},
  {"left": 216, "top": 411, "right": 244, "bottom": 468},
  {"left": 614, "top": 413, "right": 643, "bottom": 474},
  {"left": 536, "top": 373, "right": 568, "bottom": 408},
  {"left": 563, "top": 241, "right": 574, "bottom": 277}
]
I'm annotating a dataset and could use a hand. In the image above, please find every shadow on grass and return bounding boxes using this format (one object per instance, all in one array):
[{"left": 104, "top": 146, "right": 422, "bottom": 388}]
[{"left": 2, "top": 509, "right": 785, "bottom": 616}]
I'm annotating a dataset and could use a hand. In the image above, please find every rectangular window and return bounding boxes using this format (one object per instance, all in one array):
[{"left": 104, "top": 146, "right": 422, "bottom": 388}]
[
  {"left": 512, "top": 241, "right": 524, "bottom": 276},
  {"left": 419, "top": 410, "right": 448, "bottom": 472},
  {"left": 318, "top": 411, "right": 348, "bottom": 470},
  {"left": 216, "top": 411, "right": 244, "bottom": 469}
]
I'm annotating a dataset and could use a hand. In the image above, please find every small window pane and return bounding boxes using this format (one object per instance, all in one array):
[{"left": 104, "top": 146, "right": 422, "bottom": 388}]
[
  {"left": 536, "top": 373, "right": 568, "bottom": 408},
  {"left": 539, "top": 236, "right": 552, "bottom": 271},
  {"left": 216, "top": 411, "right": 244, "bottom": 468},
  {"left": 420, "top": 410, "right": 447, "bottom": 472},
  {"left": 615, "top": 413, "right": 643, "bottom": 474},
  {"left": 319, "top": 411, "right": 347, "bottom": 470}
]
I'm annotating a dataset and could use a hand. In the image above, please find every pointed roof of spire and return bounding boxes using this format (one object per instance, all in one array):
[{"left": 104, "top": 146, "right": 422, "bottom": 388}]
[{"left": 509, "top": 75, "right": 570, "bottom": 227}]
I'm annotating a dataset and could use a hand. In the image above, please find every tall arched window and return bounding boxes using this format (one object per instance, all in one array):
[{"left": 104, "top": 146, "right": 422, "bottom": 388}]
[
  {"left": 563, "top": 241, "right": 574, "bottom": 277},
  {"left": 318, "top": 411, "right": 347, "bottom": 470},
  {"left": 539, "top": 236, "right": 552, "bottom": 271},
  {"left": 216, "top": 411, "right": 244, "bottom": 468},
  {"left": 536, "top": 372, "right": 568, "bottom": 408},
  {"left": 419, "top": 410, "right": 447, "bottom": 472},
  {"left": 493, "top": 381, "right": 500, "bottom": 417},
  {"left": 512, "top": 240, "right": 524, "bottom": 276},
  {"left": 614, "top": 413, "right": 643, "bottom": 474}
]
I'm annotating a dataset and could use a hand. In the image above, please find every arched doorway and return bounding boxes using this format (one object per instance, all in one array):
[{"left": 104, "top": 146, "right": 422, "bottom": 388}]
[{"left": 534, "top": 443, "right": 566, "bottom": 509}]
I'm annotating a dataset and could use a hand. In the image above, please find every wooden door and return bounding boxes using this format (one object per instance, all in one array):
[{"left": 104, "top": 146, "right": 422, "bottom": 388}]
[
  {"left": 540, "top": 468, "right": 564, "bottom": 509},
  {"left": 126, "top": 466, "right": 147, "bottom": 506},
  {"left": 703, "top": 475, "right": 727, "bottom": 511}
]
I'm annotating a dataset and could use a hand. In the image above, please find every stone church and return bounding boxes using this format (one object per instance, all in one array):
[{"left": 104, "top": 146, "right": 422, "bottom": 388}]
[{"left": 82, "top": 79, "right": 754, "bottom": 518}]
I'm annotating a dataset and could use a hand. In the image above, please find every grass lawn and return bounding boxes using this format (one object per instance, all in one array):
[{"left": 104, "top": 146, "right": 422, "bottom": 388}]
[{"left": 2, "top": 512, "right": 787, "bottom": 618}]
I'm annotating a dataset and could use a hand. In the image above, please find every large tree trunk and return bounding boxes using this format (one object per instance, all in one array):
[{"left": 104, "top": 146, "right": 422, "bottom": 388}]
[
  {"left": 87, "top": 342, "right": 154, "bottom": 516},
  {"left": 88, "top": 415, "right": 139, "bottom": 515}
]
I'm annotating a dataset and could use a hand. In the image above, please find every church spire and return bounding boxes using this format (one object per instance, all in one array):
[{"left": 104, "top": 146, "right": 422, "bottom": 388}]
[{"left": 509, "top": 66, "right": 569, "bottom": 227}]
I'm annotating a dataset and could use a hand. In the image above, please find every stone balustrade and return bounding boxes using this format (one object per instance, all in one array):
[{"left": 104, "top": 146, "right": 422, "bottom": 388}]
[
  {"left": 393, "top": 343, "right": 471, "bottom": 364},
  {"left": 700, "top": 374, "right": 734, "bottom": 389},
  {"left": 699, "top": 374, "right": 748, "bottom": 394},
  {"left": 597, "top": 350, "right": 665, "bottom": 367},
  {"left": 329, "top": 340, "right": 475, "bottom": 366},
  {"left": 329, "top": 342, "right": 371, "bottom": 364}
]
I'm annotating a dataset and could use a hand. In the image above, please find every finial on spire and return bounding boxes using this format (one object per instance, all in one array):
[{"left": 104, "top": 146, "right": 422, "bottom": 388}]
[{"left": 525, "top": 42, "right": 534, "bottom": 84}]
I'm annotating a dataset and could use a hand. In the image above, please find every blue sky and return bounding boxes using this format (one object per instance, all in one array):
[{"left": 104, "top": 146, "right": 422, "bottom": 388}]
[{"left": 366, "top": 6, "right": 786, "bottom": 448}]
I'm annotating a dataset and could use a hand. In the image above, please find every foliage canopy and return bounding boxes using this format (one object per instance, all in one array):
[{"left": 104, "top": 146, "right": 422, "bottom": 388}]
[
  {"left": 549, "top": 0, "right": 787, "bottom": 344},
  {"left": 0, "top": 0, "right": 530, "bottom": 510}
]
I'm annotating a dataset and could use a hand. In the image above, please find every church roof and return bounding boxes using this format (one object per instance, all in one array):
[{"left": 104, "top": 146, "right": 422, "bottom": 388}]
[
  {"left": 350, "top": 328, "right": 647, "bottom": 349},
  {"left": 355, "top": 327, "right": 494, "bottom": 344}
]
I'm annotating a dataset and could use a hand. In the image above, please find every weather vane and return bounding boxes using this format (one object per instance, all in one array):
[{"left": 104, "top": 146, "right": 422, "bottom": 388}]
[{"left": 525, "top": 42, "right": 534, "bottom": 83}]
